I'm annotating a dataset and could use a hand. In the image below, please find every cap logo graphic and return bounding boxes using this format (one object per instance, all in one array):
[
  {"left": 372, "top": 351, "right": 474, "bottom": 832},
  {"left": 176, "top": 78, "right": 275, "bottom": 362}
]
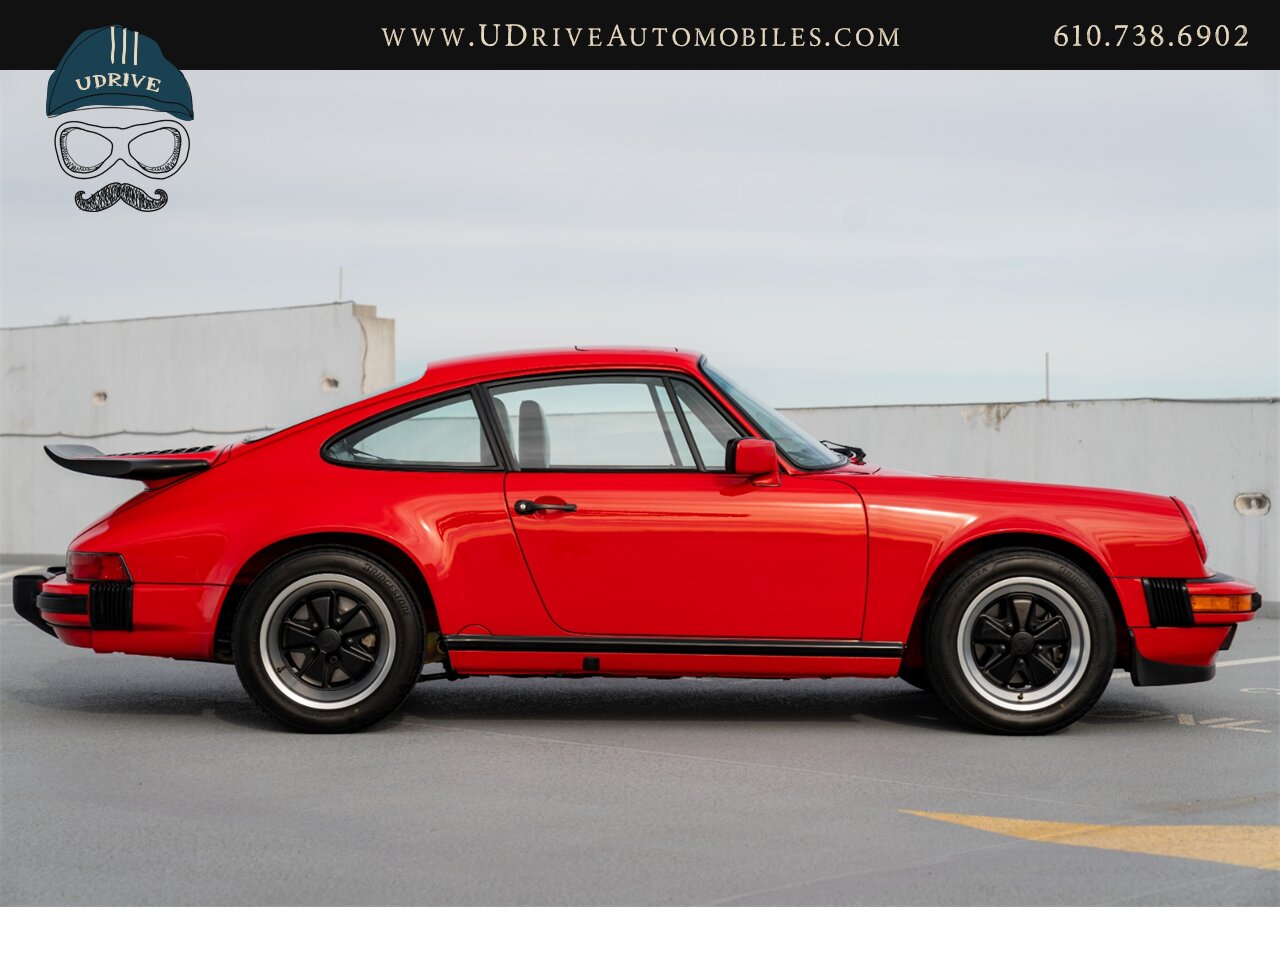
[{"left": 46, "top": 25, "right": 194, "bottom": 213}]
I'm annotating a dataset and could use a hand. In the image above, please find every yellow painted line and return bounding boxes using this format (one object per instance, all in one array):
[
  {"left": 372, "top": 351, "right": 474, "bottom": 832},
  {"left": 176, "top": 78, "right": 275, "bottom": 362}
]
[{"left": 902, "top": 810, "right": 1280, "bottom": 871}]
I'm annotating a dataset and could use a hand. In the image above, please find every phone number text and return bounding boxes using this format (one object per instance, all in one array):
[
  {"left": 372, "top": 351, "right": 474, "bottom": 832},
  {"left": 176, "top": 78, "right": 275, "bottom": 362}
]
[{"left": 1053, "top": 24, "right": 1248, "bottom": 48}]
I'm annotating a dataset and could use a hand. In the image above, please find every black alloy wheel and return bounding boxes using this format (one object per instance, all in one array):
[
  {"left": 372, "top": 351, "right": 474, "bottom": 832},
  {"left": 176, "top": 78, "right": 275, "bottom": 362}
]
[
  {"left": 924, "top": 548, "right": 1116, "bottom": 734},
  {"left": 233, "top": 549, "right": 425, "bottom": 733}
]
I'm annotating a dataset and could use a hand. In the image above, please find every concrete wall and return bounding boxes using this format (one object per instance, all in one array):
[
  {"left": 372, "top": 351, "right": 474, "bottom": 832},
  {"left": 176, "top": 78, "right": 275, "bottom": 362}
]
[
  {"left": 1, "top": 302, "right": 394, "bottom": 557},
  {"left": 785, "top": 398, "right": 1278, "bottom": 609}
]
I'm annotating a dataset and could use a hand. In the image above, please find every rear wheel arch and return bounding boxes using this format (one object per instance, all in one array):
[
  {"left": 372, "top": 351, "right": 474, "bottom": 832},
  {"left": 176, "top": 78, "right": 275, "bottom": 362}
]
[
  {"left": 902, "top": 532, "right": 1128, "bottom": 670},
  {"left": 214, "top": 533, "right": 440, "bottom": 663}
]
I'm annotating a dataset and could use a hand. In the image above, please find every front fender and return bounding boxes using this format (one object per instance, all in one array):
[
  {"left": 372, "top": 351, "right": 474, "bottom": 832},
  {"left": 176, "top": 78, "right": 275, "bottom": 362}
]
[{"left": 849, "top": 474, "right": 1205, "bottom": 644}]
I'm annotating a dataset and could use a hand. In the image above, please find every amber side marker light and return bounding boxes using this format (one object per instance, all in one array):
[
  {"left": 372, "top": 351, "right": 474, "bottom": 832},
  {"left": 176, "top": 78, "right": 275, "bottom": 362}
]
[
  {"left": 1190, "top": 594, "right": 1258, "bottom": 614},
  {"left": 67, "top": 551, "right": 130, "bottom": 582}
]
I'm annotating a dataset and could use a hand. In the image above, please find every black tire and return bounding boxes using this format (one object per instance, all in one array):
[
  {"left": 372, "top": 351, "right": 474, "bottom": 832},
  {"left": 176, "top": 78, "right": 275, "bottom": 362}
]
[
  {"left": 232, "top": 549, "right": 425, "bottom": 732},
  {"left": 897, "top": 666, "right": 935, "bottom": 693},
  {"left": 924, "top": 548, "right": 1115, "bottom": 735}
]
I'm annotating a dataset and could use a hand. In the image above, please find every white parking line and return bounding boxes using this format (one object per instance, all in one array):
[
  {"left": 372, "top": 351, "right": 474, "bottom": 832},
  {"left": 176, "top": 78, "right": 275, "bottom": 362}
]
[
  {"left": 1216, "top": 656, "right": 1280, "bottom": 668},
  {"left": 0, "top": 565, "right": 44, "bottom": 581},
  {"left": 1112, "top": 654, "right": 1280, "bottom": 680}
]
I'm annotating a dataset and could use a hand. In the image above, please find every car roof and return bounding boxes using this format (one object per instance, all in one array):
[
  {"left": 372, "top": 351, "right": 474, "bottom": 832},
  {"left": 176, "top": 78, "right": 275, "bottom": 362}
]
[{"left": 418, "top": 346, "right": 704, "bottom": 388}]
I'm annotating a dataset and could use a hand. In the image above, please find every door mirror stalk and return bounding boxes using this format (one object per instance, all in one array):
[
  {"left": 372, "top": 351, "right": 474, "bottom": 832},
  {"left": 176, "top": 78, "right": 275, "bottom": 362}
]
[{"left": 726, "top": 438, "right": 781, "bottom": 486}]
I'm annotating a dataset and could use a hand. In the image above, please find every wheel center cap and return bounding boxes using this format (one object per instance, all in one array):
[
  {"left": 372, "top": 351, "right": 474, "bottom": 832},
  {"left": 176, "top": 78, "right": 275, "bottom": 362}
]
[
  {"left": 317, "top": 628, "right": 342, "bottom": 653},
  {"left": 1011, "top": 631, "right": 1034, "bottom": 656}
]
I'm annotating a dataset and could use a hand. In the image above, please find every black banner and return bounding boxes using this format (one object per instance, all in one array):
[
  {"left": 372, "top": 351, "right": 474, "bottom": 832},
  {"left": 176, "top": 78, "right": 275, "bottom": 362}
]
[{"left": 6, "top": 7, "right": 1277, "bottom": 69}]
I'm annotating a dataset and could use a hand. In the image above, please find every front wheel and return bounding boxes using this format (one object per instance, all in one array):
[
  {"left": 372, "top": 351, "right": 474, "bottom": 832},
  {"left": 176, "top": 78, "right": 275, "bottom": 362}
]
[
  {"left": 925, "top": 549, "right": 1115, "bottom": 734},
  {"left": 232, "top": 549, "right": 425, "bottom": 732}
]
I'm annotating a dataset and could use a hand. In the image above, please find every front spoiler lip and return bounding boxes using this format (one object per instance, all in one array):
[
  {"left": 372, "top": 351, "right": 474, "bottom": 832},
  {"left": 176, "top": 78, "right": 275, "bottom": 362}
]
[{"left": 1130, "top": 640, "right": 1216, "bottom": 686}]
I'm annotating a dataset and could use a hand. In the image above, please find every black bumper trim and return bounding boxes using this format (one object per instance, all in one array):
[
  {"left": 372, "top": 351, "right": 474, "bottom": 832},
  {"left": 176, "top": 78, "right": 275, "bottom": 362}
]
[
  {"left": 1130, "top": 642, "right": 1216, "bottom": 687},
  {"left": 1142, "top": 577, "right": 1193, "bottom": 627},
  {"left": 1219, "top": 625, "right": 1237, "bottom": 651},
  {"left": 11, "top": 569, "right": 133, "bottom": 634},
  {"left": 1187, "top": 571, "right": 1237, "bottom": 584},
  {"left": 89, "top": 581, "right": 133, "bottom": 631},
  {"left": 444, "top": 636, "right": 905, "bottom": 658},
  {"left": 35, "top": 591, "right": 88, "bottom": 615},
  {"left": 12, "top": 573, "right": 55, "bottom": 636}
]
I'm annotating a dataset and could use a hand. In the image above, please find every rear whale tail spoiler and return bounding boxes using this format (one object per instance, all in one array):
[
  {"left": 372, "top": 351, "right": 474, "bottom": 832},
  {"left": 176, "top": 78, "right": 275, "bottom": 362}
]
[{"left": 44, "top": 443, "right": 220, "bottom": 484}]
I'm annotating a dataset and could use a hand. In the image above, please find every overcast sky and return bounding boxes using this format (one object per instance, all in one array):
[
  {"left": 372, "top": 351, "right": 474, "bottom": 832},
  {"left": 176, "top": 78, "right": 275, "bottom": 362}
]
[{"left": 2, "top": 70, "right": 1276, "bottom": 406}]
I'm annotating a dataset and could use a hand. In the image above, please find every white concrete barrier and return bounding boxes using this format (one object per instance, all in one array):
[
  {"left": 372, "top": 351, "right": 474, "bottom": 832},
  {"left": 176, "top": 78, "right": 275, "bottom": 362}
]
[{"left": 1, "top": 302, "right": 394, "bottom": 558}]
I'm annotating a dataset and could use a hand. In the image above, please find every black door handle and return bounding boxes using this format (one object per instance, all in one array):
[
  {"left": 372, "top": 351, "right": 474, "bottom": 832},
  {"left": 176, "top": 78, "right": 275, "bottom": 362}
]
[{"left": 514, "top": 499, "right": 578, "bottom": 515}]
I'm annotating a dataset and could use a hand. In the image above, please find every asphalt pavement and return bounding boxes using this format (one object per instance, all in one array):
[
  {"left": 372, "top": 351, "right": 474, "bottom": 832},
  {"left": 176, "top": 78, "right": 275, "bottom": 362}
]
[{"left": 2, "top": 562, "right": 1277, "bottom": 905}]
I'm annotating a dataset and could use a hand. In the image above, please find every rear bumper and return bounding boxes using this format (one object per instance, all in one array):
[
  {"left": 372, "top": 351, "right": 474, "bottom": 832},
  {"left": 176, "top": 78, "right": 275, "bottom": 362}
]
[{"left": 11, "top": 569, "right": 221, "bottom": 660}]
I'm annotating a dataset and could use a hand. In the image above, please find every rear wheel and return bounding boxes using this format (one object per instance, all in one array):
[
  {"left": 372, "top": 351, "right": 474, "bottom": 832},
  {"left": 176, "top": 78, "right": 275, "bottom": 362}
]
[
  {"left": 233, "top": 549, "right": 425, "bottom": 732},
  {"left": 925, "top": 549, "right": 1115, "bottom": 734}
]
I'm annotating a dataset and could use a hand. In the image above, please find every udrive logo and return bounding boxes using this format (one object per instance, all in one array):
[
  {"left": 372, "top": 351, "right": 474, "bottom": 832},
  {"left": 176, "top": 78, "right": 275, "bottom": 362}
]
[{"left": 46, "top": 25, "right": 194, "bottom": 213}]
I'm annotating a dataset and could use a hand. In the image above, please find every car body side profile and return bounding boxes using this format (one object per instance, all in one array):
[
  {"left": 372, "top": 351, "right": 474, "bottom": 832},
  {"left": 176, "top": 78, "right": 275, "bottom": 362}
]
[{"left": 14, "top": 347, "right": 1261, "bottom": 733}]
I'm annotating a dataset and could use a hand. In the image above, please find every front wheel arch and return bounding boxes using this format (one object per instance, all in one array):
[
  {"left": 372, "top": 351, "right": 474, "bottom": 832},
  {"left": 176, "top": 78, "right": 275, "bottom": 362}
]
[
  {"left": 901, "top": 532, "right": 1128, "bottom": 672},
  {"left": 214, "top": 532, "right": 440, "bottom": 663}
]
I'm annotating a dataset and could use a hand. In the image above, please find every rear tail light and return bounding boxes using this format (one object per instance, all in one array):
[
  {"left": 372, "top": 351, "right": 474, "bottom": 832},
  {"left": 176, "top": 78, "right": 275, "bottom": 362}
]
[
  {"left": 67, "top": 552, "right": 131, "bottom": 582},
  {"left": 1172, "top": 498, "right": 1207, "bottom": 562},
  {"left": 1190, "top": 594, "right": 1256, "bottom": 614}
]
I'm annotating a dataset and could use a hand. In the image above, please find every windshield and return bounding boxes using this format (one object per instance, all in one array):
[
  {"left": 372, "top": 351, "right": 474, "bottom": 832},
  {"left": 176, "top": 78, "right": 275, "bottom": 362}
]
[{"left": 701, "top": 360, "right": 845, "bottom": 470}]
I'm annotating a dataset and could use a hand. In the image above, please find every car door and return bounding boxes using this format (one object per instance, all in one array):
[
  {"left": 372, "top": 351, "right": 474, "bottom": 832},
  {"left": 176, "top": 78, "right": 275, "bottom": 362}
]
[{"left": 488, "top": 373, "right": 867, "bottom": 639}]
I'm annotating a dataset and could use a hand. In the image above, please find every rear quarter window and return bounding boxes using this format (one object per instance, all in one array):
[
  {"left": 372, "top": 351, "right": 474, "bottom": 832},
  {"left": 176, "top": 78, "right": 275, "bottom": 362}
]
[{"left": 325, "top": 393, "right": 496, "bottom": 469}]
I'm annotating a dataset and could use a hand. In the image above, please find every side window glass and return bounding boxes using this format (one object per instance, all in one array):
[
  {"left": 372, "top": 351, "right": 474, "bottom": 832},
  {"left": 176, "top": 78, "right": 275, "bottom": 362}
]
[
  {"left": 327, "top": 394, "right": 495, "bottom": 468},
  {"left": 673, "top": 380, "right": 742, "bottom": 471},
  {"left": 488, "top": 377, "right": 695, "bottom": 470}
]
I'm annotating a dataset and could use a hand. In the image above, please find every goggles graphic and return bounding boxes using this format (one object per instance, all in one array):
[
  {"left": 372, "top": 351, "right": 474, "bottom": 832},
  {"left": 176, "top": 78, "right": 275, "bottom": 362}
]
[{"left": 54, "top": 118, "right": 189, "bottom": 180}]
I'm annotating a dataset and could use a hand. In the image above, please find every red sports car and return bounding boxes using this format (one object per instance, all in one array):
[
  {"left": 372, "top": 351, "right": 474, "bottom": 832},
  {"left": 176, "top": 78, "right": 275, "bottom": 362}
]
[{"left": 14, "top": 348, "right": 1261, "bottom": 734}]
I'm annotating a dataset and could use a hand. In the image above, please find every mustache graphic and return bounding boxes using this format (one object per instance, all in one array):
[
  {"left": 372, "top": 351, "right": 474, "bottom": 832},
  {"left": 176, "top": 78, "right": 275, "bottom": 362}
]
[{"left": 74, "top": 182, "right": 169, "bottom": 213}]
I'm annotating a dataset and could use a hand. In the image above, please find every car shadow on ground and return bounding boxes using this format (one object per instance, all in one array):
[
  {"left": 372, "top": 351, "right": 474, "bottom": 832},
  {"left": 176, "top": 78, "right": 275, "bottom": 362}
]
[
  {"left": 399, "top": 677, "right": 973, "bottom": 733},
  {"left": 5, "top": 655, "right": 975, "bottom": 733},
  {"left": 4, "top": 660, "right": 282, "bottom": 732},
  {"left": 10, "top": 641, "right": 1196, "bottom": 736}
]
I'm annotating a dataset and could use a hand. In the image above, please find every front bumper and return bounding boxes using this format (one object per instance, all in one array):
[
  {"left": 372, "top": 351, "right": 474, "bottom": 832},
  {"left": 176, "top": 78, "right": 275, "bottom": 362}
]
[
  {"left": 12, "top": 568, "right": 221, "bottom": 660},
  {"left": 1112, "top": 571, "right": 1261, "bottom": 687}
]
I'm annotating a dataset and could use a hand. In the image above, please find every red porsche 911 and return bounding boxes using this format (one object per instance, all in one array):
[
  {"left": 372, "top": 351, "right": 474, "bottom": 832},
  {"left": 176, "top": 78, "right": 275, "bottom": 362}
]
[{"left": 14, "top": 348, "right": 1261, "bottom": 734}]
